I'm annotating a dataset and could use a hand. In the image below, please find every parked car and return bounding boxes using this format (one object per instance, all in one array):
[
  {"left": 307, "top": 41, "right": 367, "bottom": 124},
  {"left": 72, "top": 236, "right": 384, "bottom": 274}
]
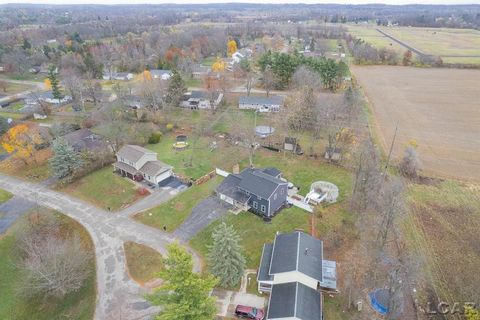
[{"left": 234, "top": 305, "right": 264, "bottom": 320}]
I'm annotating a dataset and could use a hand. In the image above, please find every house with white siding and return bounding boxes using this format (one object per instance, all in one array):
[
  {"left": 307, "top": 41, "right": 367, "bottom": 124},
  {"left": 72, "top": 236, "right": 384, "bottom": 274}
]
[
  {"left": 238, "top": 95, "right": 284, "bottom": 112},
  {"left": 113, "top": 145, "right": 173, "bottom": 185}
]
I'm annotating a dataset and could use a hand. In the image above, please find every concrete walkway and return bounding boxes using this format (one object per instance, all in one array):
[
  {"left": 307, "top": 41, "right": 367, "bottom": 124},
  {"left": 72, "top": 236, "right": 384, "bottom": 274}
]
[{"left": 0, "top": 173, "right": 200, "bottom": 320}]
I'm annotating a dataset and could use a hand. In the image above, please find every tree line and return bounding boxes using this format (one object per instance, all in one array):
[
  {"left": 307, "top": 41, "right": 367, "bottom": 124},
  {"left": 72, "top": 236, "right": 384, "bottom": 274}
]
[{"left": 258, "top": 50, "right": 349, "bottom": 91}]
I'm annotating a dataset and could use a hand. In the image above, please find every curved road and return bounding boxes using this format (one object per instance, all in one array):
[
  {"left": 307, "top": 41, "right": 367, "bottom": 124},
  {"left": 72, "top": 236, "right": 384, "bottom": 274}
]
[{"left": 0, "top": 173, "right": 201, "bottom": 320}]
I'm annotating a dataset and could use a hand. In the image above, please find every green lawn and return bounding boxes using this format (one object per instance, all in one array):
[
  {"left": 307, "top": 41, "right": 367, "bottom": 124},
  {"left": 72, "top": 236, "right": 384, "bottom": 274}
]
[
  {"left": 184, "top": 77, "right": 202, "bottom": 87},
  {"left": 135, "top": 176, "right": 221, "bottom": 232},
  {"left": 190, "top": 206, "right": 311, "bottom": 269},
  {"left": 0, "top": 111, "right": 25, "bottom": 120},
  {"left": 243, "top": 150, "right": 353, "bottom": 199},
  {"left": 146, "top": 134, "right": 248, "bottom": 180},
  {"left": 60, "top": 166, "right": 143, "bottom": 211},
  {"left": 201, "top": 56, "right": 216, "bottom": 66},
  {"left": 124, "top": 242, "right": 164, "bottom": 283},
  {"left": 0, "top": 189, "right": 13, "bottom": 204},
  {"left": 0, "top": 209, "right": 96, "bottom": 320}
]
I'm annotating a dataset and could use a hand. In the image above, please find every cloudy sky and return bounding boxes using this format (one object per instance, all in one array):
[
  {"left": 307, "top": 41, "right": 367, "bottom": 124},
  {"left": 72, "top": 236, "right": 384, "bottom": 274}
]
[{"left": 0, "top": 0, "right": 478, "bottom": 5}]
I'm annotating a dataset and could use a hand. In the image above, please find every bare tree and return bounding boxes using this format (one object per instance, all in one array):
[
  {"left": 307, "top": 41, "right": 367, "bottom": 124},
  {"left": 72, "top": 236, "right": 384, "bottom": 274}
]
[
  {"left": 398, "top": 146, "right": 421, "bottom": 179},
  {"left": 262, "top": 66, "right": 275, "bottom": 97},
  {"left": 291, "top": 66, "right": 322, "bottom": 91},
  {"left": 16, "top": 225, "right": 92, "bottom": 298}
]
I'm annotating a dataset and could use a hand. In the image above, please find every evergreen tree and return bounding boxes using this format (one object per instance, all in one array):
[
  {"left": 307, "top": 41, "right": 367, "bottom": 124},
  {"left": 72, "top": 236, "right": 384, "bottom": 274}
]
[
  {"left": 165, "top": 70, "right": 186, "bottom": 107},
  {"left": 49, "top": 138, "right": 83, "bottom": 179},
  {"left": 207, "top": 222, "right": 246, "bottom": 288},
  {"left": 148, "top": 243, "right": 217, "bottom": 320},
  {"left": 0, "top": 116, "right": 9, "bottom": 135},
  {"left": 48, "top": 65, "right": 62, "bottom": 100}
]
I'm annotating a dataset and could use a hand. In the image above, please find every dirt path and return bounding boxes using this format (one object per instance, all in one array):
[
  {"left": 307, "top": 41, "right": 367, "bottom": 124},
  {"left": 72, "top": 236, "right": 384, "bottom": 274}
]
[{"left": 0, "top": 173, "right": 201, "bottom": 320}]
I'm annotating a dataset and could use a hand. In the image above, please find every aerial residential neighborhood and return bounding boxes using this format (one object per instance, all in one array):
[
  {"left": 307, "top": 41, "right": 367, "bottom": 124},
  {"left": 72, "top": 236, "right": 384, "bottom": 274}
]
[{"left": 0, "top": 2, "right": 479, "bottom": 320}]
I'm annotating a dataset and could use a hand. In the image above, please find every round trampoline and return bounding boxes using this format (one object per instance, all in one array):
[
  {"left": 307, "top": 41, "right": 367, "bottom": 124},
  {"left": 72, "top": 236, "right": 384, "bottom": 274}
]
[
  {"left": 369, "top": 288, "right": 390, "bottom": 315},
  {"left": 255, "top": 125, "right": 275, "bottom": 138},
  {"left": 173, "top": 141, "right": 189, "bottom": 150}
]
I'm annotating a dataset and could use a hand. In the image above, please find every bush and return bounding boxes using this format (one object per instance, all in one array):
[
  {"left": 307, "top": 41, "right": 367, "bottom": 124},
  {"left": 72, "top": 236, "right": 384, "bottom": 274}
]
[
  {"left": 148, "top": 131, "right": 162, "bottom": 144},
  {"left": 137, "top": 187, "right": 150, "bottom": 196},
  {"left": 166, "top": 123, "right": 174, "bottom": 131}
]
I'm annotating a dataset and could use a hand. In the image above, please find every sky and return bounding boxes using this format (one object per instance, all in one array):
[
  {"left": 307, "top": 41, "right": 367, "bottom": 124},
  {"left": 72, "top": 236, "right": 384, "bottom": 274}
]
[{"left": 0, "top": 0, "right": 479, "bottom": 5}]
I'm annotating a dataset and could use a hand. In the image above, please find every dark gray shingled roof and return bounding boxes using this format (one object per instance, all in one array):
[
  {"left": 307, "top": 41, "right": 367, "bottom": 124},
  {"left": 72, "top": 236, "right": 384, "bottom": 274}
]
[
  {"left": 216, "top": 168, "right": 285, "bottom": 200},
  {"left": 216, "top": 174, "right": 250, "bottom": 204},
  {"left": 239, "top": 95, "right": 284, "bottom": 106},
  {"left": 267, "top": 282, "right": 322, "bottom": 320},
  {"left": 269, "top": 232, "right": 299, "bottom": 274},
  {"left": 262, "top": 167, "right": 281, "bottom": 178},
  {"left": 237, "top": 168, "right": 285, "bottom": 199},
  {"left": 257, "top": 243, "right": 274, "bottom": 282},
  {"left": 269, "top": 231, "right": 323, "bottom": 282}
]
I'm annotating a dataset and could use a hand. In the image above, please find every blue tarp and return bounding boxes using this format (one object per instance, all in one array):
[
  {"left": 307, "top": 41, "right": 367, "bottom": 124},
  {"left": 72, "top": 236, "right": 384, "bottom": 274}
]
[{"left": 369, "top": 288, "right": 390, "bottom": 315}]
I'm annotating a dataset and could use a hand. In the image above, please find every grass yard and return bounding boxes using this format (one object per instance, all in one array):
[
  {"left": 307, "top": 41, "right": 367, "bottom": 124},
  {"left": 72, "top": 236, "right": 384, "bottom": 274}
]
[
  {"left": 404, "top": 180, "right": 480, "bottom": 306},
  {"left": 184, "top": 77, "right": 202, "bottom": 87},
  {"left": 0, "top": 111, "right": 25, "bottom": 120},
  {"left": 146, "top": 133, "right": 249, "bottom": 180},
  {"left": 60, "top": 166, "right": 144, "bottom": 211},
  {"left": 124, "top": 242, "right": 164, "bottom": 284},
  {"left": 0, "top": 189, "right": 13, "bottom": 204},
  {"left": 201, "top": 56, "right": 216, "bottom": 66},
  {"left": 190, "top": 206, "right": 311, "bottom": 269},
  {"left": 135, "top": 176, "right": 221, "bottom": 232},
  {"left": 242, "top": 149, "right": 353, "bottom": 199},
  {"left": 0, "top": 149, "right": 52, "bottom": 182},
  {"left": 0, "top": 209, "right": 96, "bottom": 320}
]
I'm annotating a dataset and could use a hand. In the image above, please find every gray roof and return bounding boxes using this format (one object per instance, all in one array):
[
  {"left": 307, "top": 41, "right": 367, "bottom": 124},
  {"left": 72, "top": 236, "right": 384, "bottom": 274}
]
[
  {"left": 117, "top": 145, "right": 156, "bottom": 163},
  {"left": 216, "top": 167, "right": 285, "bottom": 200},
  {"left": 267, "top": 282, "right": 322, "bottom": 320},
  {"left": 62, "top": 128, "right": 106, "bottom": 152},
  {"left": 237, "top": 168, "right": 285, "bottom": 199},
  {"left": 188, "top": 90, "right": 220, "bottom": 101},
  {"left": 269, "top": 231, "right": 323, "bottom": 282},
  {"left": 262, "top": 167, "right": 281, "bottom": 178},
  {"left": 257, "top": 243, "right": 274, "bottom": 282},
  {"left": 216, "top": 174, "right": 250, "bottom": 204},
  {"left": 239, "top": 95, "right": 284, "bottom": 106},
  {"left": 140, "top": 160, "right": 172, "bottom": 177}
]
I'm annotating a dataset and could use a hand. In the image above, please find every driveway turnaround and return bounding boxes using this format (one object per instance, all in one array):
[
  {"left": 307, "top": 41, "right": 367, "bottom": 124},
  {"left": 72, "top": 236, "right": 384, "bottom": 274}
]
[
  {"left": 173, "top": 196, "right": 232, "bottom": 241},
  {"left": 0, "top": 173, "right": 200, "bottom": 320}
]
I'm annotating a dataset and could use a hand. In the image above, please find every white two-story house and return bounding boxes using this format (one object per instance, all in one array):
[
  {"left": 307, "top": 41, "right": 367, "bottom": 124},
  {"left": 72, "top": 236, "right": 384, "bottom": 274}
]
[
  {"left": 257, "top": 231, "right": 337, "bottom": 320},
  {"left": 113, "top": 145, "right": 173, "bottom": 185}
]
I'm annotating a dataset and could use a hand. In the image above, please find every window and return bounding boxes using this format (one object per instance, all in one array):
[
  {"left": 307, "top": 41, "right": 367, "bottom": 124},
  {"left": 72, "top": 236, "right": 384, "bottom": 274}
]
[
  {"left": 253, "top": 201, "right": 258, "bottom": 209},
  {"left": 261, "top": 205, "right": 266, "bottom": 213}
]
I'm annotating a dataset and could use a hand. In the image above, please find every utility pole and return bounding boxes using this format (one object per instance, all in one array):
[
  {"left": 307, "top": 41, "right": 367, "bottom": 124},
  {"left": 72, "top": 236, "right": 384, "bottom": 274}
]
[{"left": 383, "top": 123, "right": 398, "bottom": 179}]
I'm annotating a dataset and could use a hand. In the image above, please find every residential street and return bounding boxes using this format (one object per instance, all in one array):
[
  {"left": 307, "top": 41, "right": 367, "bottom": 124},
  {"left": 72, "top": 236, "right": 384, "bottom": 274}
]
[{"left": 0, "top": 173, "right": 200, "bottom": 320}]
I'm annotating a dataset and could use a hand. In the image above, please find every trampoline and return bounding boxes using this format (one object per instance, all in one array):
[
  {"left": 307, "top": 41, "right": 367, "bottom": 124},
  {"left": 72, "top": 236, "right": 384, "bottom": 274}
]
[
  {"left": 369, "top": 288, "right": 390, "bottom": 315},
  {"left": 255, "top": 125, "right": 275, "bottom": 138}
]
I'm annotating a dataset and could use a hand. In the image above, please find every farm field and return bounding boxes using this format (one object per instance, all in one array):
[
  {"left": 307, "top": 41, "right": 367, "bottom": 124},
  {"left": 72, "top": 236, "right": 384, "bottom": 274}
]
[
  {"left": 352, "top": 65, "right": 480, "bottom": 181},
  {"left": 347, "top": 24, "right": 480, "bottom": 64}
]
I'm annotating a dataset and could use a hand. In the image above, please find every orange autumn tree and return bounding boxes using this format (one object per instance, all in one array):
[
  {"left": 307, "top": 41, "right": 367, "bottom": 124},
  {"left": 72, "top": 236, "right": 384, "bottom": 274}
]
[
  {"left": 2, "top": 124, "right": 43, "bottom": 165},
  {"left": 211, "top": 58, "right": 226, "bottom": 72},
  {"left": 227, "top": 39, "right": 237, "bottom": 57},
  {"left": 44, "top": 78, "right": 52, "bottom": 90},
  {"left": 137, "top": 69, "right": 152, "bottom": 82}
]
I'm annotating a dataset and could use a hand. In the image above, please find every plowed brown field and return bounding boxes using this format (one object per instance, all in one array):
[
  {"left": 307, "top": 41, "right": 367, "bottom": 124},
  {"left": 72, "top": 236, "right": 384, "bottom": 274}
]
[{"left": 352, "top": 65, "right": 480, "bottom": 181}]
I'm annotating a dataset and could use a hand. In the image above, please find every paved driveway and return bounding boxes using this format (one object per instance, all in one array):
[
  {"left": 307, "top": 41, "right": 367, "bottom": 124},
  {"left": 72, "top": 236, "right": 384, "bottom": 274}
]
[
  {"left": 213, "top": 289, "right": 266, "bottom": 318},
  {"left": 0, "top": 197, "right": 35, "bottom": 234},
  {"left": 174, "top": 196, "right": 232, "bottom": 241}
]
